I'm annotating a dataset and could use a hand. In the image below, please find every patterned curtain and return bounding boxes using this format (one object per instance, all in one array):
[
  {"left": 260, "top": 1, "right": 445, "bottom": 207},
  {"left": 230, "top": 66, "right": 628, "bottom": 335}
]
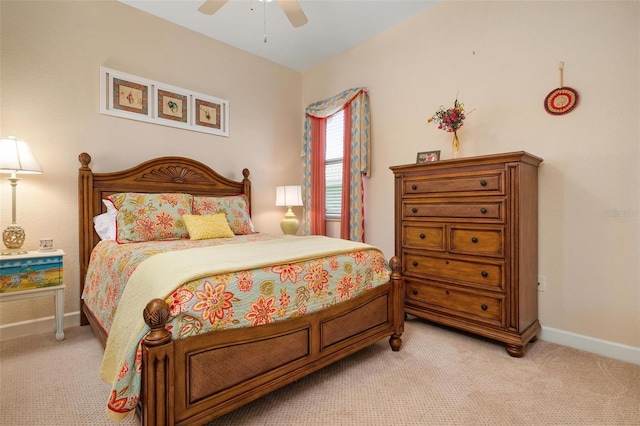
[{"left": 301, "top": 88, "right": 371, "bottom": 242}]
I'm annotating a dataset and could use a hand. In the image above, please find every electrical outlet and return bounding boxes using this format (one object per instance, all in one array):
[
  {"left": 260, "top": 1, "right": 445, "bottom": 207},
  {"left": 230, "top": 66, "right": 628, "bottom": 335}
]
[{"left": 537, "top": 275, "right": 547, "bottom": 292}]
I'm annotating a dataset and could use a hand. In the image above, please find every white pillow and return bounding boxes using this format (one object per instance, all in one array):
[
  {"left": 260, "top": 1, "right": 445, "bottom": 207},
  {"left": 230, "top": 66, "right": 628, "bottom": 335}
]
[{"left": 93, "top": 199, "right": 117, "bottom": 241}]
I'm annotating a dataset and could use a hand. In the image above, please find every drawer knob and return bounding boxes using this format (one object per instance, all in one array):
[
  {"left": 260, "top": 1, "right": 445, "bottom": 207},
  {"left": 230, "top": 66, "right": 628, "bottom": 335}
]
[
  {"left": 412, "top": 261, "right": 418, "bottom": 267},
  {"left": 411, "top": 184, "right": 417, "bottom": 190},
  {"left": 412, "top": 208, "right": 418, "bottom": 213},
  {"left": 419, "top": 233, "right": 426, "bottom": 239},
  {"left": 480, "top": 180, "right": 487, "bottom": 186},
  {"left": 481, "top": 271, "right": 488, "bottom": 277},
  {"left": 480, "top": 208, "right": 488, "bottom": 214},
  {"left": 445, "top": 260, "right": 450, "bottom": 265},
  {"left": 445, "top": 290, "right": 450, "bottom": 295},
  {"left": 412, "top": 289, "right": 418, "bottom": 295},
  {"left": 481, "top": 304, "right": 488, "bottom": 311},
  {"left": 471, "top": 237, "right": 478, "bottom": 243}
]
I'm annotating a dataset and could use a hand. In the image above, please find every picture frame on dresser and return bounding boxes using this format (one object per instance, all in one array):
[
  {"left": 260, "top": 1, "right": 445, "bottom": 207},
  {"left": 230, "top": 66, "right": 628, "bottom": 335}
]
[{"left": 417, "top": 150, "right": 440, "bottom": 163}]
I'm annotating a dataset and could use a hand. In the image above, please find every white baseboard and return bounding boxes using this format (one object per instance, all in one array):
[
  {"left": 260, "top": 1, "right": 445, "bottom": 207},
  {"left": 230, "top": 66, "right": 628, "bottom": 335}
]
[
  {"left": 1, "top": 315, "right": 638, "bottom": 365},
  {"left": 540, "top": 325, "right": 640, "bottom": 365},
  {"left": 0, "top": 311, "right": 81, "bottom": 342}
]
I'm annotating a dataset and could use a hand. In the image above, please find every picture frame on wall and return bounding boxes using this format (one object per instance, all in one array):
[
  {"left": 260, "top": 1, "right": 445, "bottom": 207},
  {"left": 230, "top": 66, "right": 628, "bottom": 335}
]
[
  {"left": 192, "top": 92, "right": 229, "bottom": 137},
  {"left": 154, "top": 84, "right": 190, "bottom": 129},
  {"left": 113, "top": 77, "right": 149, "bottom": 115},
  {"left": 99, "top": 66, "right": 230, "bottom": 136},
  {"left": 103, "top": 69, "right": 153, "bottom": 121},
  {"left": 416, "top": 150, "right": 440, "bottom": 163},
  {"left": 101, "top": 67, "right": 154, "bottom": 123}
]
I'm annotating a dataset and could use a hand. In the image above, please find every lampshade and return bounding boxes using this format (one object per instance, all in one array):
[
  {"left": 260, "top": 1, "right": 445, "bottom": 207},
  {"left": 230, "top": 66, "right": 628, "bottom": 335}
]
[
  {"left": 0, "top": 136, "right": 43, "bottom": 174},
  {"left": 275, "top": 185, "right": 302, "bottom": 207}
]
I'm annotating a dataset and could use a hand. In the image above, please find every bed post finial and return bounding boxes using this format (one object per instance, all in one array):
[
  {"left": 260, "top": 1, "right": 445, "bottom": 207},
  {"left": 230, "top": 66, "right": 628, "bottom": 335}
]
[
  {"left": 79, "top": 152, "right": 92, "bottom": 170},
  {"left": 143, "top": 299, "right": 172, "bottom": 346}
]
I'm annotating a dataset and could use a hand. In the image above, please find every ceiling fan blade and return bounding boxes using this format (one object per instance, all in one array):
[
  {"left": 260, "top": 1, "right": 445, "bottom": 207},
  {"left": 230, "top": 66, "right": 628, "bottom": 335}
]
[
  {"left": 277, "top": 0, "right": 308, "bottom": 28},
  {"left": 198, "top": 0, "right": 228, "bottom": 15}
]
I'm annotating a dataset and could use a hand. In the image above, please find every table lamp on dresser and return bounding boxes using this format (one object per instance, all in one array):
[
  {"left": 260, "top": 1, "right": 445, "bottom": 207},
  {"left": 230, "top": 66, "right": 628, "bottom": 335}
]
[{"left": 0, "top": 135, "right": 42, "bottom": 255}]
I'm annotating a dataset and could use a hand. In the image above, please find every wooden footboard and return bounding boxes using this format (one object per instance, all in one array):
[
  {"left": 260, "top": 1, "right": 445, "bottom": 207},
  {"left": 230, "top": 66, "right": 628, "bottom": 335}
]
[{"left": 139, "top": 257, "right": 404, "bottom": 426}]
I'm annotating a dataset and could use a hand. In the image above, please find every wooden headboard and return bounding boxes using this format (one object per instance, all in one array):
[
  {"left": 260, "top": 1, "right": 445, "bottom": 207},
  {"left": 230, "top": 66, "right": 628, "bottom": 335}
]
[{"left": 77, "top": 152, "right": 251, "bottom": 326}]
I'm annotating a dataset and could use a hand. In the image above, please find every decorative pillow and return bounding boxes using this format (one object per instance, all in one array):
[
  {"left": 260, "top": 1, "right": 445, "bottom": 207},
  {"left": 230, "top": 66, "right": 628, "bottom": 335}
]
[
  {"left": 183, "top": 213, "right": 235, "bottom": 240},
  {"left": 106, "top": 193, "right": 193, "bottom": 243},
  {"left": 192, "top": 195, "right": 255, "bottom": 235},
  {"left": 93, "top": 199, "right": 118, "bottom": 241}
]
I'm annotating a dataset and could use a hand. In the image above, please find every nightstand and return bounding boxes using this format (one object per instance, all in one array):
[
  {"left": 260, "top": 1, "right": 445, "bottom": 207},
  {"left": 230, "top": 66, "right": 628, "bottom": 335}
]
[{"left": 0, "top": 249, "right": 65, "bottom": 341}]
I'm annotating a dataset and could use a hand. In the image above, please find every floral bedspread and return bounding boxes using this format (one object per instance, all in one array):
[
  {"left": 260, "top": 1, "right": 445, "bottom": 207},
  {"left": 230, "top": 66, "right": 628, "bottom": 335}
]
[{"left": 82, "top": 234, "right": 391, "bottom": 420}]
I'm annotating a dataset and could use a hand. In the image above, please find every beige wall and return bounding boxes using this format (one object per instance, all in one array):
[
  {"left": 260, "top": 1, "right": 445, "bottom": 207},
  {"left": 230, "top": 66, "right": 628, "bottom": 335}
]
[
  {"left": 302, "top": 0, "right": 639, "bottom": 348},
  {"left": 1, "top": 1, "right": 638, "bottom": 351},
  {"left": 0, "top": 1, "right": 302, "bottom": 326}
]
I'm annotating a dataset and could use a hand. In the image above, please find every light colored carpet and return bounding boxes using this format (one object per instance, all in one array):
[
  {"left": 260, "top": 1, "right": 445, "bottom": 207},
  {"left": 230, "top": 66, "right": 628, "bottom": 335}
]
[{"left": 1, "top": 318, "right": 638, "bottom": 425}]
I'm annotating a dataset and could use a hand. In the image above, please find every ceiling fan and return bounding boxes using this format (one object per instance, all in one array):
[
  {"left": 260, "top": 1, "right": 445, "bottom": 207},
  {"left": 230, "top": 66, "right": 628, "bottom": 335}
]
[{"left": 198, "top": 0, "right": 309, "bottom": 28}]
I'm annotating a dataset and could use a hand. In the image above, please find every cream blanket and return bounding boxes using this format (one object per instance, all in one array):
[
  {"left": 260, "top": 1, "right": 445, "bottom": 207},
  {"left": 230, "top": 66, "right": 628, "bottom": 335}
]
[{"left": 100, "top": 235, "right": 377, "bottom": 384}]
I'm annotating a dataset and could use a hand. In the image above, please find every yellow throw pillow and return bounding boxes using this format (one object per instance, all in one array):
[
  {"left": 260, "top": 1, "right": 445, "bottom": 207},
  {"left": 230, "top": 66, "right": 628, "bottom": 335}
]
[{"left": 183, "top": 213, "right": 234, "bottom": 240}]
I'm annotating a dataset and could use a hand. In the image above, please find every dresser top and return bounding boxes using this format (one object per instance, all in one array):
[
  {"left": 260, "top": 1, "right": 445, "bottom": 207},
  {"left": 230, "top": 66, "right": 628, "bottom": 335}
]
[
  {"left": 390, "top": 151, "right": 543, "bottom": 173},
  {"left": 0, "top": 249, "right": 65, "bottom": 261}
]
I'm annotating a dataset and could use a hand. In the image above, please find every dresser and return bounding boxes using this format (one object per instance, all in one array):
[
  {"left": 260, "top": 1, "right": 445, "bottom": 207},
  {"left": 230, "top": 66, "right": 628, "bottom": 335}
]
[{"left": 390, "top": 152, "right": 542, "bottom": 357}]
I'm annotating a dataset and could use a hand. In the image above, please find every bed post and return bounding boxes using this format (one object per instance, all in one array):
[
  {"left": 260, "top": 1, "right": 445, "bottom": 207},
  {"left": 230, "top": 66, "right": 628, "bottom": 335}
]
[
  {"left": 140, "top": 299, "right": 174, "bottom": 426},
  {"left": 242, "top": 168, "right": 251, "bottom": 215},
  {"left": 388, "top": 256, "right": 404, "bottom": 351},
  {"left": 78, "top": 153, "right": 94, "bottom": 326}
]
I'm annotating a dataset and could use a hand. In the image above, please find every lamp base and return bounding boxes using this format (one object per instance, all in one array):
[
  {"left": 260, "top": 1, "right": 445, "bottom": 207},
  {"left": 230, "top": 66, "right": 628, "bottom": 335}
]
[
  {"left": 280, "top": 208, "right": 300, "bottom": 235},
  {"left": 2, "top": 224, "right": 27, "bottom": 255}
]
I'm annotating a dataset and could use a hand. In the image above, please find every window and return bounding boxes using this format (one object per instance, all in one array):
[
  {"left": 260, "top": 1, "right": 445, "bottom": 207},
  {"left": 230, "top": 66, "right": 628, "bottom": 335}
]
[{"left": 325, "top": 110, "right": 344, "bottom": 219}]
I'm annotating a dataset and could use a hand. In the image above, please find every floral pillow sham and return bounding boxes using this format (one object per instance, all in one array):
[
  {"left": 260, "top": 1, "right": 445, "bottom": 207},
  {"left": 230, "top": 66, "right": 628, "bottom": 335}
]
[
  {"left": 192, "top": 195, "right": 255, "bottom": 235},
  {"left": 106, "top": 192, "right": 193, "bottom": 243}
]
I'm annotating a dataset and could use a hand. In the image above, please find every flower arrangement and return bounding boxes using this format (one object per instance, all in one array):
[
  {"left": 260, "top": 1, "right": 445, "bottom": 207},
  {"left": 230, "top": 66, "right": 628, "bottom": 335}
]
[
  {"left": 427, "top": 97, "right": 471, "bottom": 158},
  {"left": 427, "top": 98, "right": 467, "bottom": 133}
]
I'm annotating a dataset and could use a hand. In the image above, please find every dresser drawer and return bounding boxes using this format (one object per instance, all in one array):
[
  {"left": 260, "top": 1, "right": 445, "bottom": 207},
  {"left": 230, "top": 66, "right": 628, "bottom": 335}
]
[
  {"left": 404, "top": 201, "right": 504, "bottom": 221},
  {"left": 449, "top": 226, "right": 504, "bottom": 257},
  {"left": 404, "top": 171, "right": 504, "bottom": 197},
  {"left": 403, "top": 224, "right": 445, "bottom": 251},
  {"left": 0, "top": 252, "right": 63, "bottom": 293},
  {"left": 404, "top": 252, "right": 504, "bottom": 291},
  {"left": 406, "top": 279, "right": 504, "bottom": 326}
]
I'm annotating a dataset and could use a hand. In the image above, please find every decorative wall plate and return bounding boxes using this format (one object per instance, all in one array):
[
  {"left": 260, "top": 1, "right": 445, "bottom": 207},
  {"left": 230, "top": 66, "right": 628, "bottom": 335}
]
[{"left": 544, "top": 87, "right": 579, "bottom": 115}]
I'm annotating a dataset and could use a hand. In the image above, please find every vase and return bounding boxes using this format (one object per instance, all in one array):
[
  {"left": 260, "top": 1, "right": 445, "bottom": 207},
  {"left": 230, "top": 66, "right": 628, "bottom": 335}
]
[{"left": 452, "top": 132, "right": 461, "bottom": 159}]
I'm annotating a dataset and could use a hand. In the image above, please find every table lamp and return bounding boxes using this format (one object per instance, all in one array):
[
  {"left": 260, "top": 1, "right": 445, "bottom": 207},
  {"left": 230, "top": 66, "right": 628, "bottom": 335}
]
[
  {"left": 275, "top": 185, "right": 302, "bottom": 235},
  {"left": 0, "top": 135, "right": 43, "bottom": 255}
]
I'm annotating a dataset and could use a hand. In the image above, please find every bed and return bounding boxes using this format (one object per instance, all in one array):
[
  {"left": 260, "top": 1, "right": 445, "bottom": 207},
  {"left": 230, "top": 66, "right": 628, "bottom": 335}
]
[{"left": 78, "top": 153, "right": 405, "bottom": 426}]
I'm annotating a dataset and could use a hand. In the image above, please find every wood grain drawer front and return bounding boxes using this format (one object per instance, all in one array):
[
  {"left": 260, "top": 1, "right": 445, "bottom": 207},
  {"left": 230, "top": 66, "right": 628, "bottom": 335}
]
[
  {"left": 403, "top": 224, "right": 445, "bottom": 251},
  {"left": 404, "top": 171, "right": 504, "bottom": 197},
  {"left": 449, "top": 227, "right": 504, "bottom": 257},
  {"left": 406, "top": 280, "right": 504, "bottom": 325},
  {"left": 404, "top": 253, "right": 504, "bottom": 291},
  {"left": 404, "top": 201, "right": 504, "bottom": 221}
]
